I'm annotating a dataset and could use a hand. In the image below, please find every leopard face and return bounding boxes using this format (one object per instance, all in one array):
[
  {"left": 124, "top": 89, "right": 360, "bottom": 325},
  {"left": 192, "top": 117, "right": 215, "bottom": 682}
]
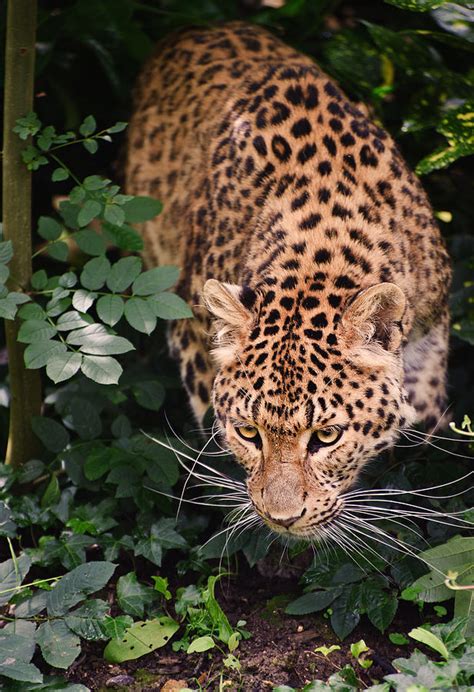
[{"left": 204, "top": 279, "right": 417, "bottom": 537}]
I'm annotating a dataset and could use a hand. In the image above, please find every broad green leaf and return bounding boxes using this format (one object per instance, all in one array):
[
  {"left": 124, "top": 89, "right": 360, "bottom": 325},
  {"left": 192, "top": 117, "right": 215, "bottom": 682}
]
[
  {"left": 36, "top": 620, "right": 81, "bottom": 669},
  {"left": 46, "top": 352, "right": 82, "bottom": 383},
  {"left": 15, "top": 590, "right": 48, "bottom": 617},
  {"left": 122, "top": 196, "right": 163, "bottom": 223},
  {"left": 56, "top": 310, "right": 91, "bottom": 331},
  {"left": 0, "top": 553, "right": 31, "bottom": 606},
  {"left": 132, "top": 380, "right": 165, "bottom": 411},
  {"left": 79, "top": 115, "right": 96, "bottom": 137},
  {"left": 107, "top": 122, "right": 127, "bottom": 134},
  {"left": 330, "top": 585, "right": 362, "bottom": 639},
  {"left": 0, "top": 500, "right": 18, "bottom": 537},
  {"left": 32, "top": 416, "right": 70, "bottom": 453},
  {"left": 47, "top": 241, "right": 69, "bottom": 262},
  {"left": 0, "top": 636, "right": 43, "bottom": 682},
  {"left": 104, "top": 204, "right": 125, "bottom": 226},
  {"left": 31, "top": 269, "right": 48, "bottom": 290},
  {"left": 38, "top": 216, "right": 62, "bottom": 241},
  {"left": 64, "top": 599, "right": 110, "bottom": 640},
  {"left": 52, "top": 167, "right": 69, "bottom": 182},
  {"left": 96, "top": 294, "right": 124, "bottom": 326},
  {"left": 24, "top": 340, "right": 67, "bottom": 369},
  {"left": 0, "top": 297, "right": 20, "bottom": 320},
  {"left": 83, "top": 139, "right": 98, "bottom": 154},
  {"left": 67, "top": 397, "right": 102, "bottom": 440},
  {"left": 111, "top": 414, "right": 132, "bottom": 438},
  {"left": 17, "top": 319, "right": 57, "bottom": 343},
  {"left": 104, "top": 617, "right": 179, "bottom": 663},
  {"left": 41, "top": 474, "right": 61, "bottom": 508},
  {"left": 83, "top": 175, "right": 110, "bottom": 191},
  {"left": 0, "top": 240, "right": 13, "bottom": 264},
  {"left": 81, "top": 354, "right": 122, "bottom": 385},
  {"left": 74, "top": 229, "right": 106, "bottom": 256},
  {"left": 417, "top": 101, "right": 474, "bottom": 174},
  {"left": 101, "top": 615, "right": 134, "bottom": 640},
  {"left": 84, "top": 446, "right": 112, "bottom": 481},
  {"left": 72, "top": 289, "right": 96, "bottom": 312},
  {"left": 408, "top": 536, "right": 474, "bottom": 602},
  {"left": 18, "top": 303, "right": 46, "bottom": 320},
  {"left": 285, "top": 589, "right": 340, "bottom": 615},
  {"left": 132, "top": 266, "right": 180, "bottom": 295},
  {"left": 80, "top": 256, "right": 111, "bottom": 290},
  {"left": 148, "top": 292, "right": 193, "bottom": 319},
  {"left": 102, "top": 221, "right": 144, "bottom": 252},
  {"left": 116, "top": 572, "right": 155, "bottom": 618},
  {"left": 67, "top": 325, "right": 134, "bottom": 356},
  {"left": 454, "top": 591, "right": 474, "bottom": 637},
  {"left": 408, "top": 626, "right": 450, "bottom": 660},
  {"left": 0, "top": 264, "right": 9, "bottom": 283},
  {"left": 384, "top": 0, "right": 445, "bottom": 10},
  {"left": 46, "top": 561, "right": 116, "bottom": 616},
  {"left": 365, "top": 584, "right": 398, "bottom": 633},
  {"left": 124, "top": 297, "right": 157, "bottom": 334},
  {"left": 187, "top": 635, "right": 215, "bottom": 654},
  {"left": 59, "top": 271, "right": 78, "bottom": 288},
  {"left": 106, "top": 256, "right": 142, "bottom": 293},
  {"left": 389, "top": 633, "right": 410, "bottom": 645}
]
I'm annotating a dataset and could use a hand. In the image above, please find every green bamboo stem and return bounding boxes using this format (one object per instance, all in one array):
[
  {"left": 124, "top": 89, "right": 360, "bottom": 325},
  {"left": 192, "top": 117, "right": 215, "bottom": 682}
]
[{"left": 3, "top": 0, "right": 42, "bottom": 467}]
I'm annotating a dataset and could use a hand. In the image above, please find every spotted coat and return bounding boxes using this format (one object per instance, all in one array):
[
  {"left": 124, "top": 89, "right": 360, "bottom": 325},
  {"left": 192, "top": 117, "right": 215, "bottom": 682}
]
[{"left": 125, "top": 23, "right": 451, "bottom": 536}]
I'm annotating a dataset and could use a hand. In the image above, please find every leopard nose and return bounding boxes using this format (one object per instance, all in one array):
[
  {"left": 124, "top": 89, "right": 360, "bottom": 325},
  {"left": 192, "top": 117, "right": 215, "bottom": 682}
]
[{"left": 271, "top": 514, "right": 301, "bottom": 528}]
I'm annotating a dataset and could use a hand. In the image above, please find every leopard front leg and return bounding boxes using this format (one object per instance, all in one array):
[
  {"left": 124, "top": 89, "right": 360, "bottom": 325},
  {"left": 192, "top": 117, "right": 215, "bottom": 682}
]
[
  {"left": 403, "top": 308, "right": 450, "bottom": 431},
  {"left": 168, "top": 319, "right": 216, "bottom": 425}
]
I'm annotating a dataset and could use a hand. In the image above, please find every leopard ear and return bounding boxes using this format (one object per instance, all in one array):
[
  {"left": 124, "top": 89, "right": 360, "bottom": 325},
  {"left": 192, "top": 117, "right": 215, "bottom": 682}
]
[
  {"left": 202, "top": 279, "right": 257, "bottom": 326},
  {"left": 342, "top": 282, "right": 406, "bottom": 356},
  {"left": 202, "top": 279, "right": 259, "bottom": 366}
]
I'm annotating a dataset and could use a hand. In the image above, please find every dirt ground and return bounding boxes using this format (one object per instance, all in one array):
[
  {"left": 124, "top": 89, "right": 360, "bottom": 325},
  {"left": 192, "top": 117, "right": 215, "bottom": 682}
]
[{"left": 64, "top": 565, "right": 421, "bottom": 691}]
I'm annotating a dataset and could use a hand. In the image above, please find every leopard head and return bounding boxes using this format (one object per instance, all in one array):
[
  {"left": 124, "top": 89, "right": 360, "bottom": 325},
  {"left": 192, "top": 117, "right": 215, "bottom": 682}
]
[{"left": 203, "top": 278, "right": 416, "bottom": 537}]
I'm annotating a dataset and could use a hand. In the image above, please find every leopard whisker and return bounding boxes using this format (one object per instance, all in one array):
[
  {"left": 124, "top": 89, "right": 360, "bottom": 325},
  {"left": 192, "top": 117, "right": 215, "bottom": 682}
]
[
  {"left": 396, "top": 429, "right": 474, "bottom": 461},
  {"left": 342, "top": 470, "right": 473, "bottom": 499}
]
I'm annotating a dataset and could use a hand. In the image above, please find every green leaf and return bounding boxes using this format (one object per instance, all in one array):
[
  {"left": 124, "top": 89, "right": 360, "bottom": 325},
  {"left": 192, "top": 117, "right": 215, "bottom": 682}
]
[
  {"left": 314, "top": 644, "right": 341, "bottom": 656},
  {"left": 389, "top": 633, "right": 410, "bottom": 645},
  {"left": 384, "top": 0, "right": 444, "bottom": 10},
  {"left": 107, "top": 122, "right": 128, "bottom": 134},
  {"left": 24, "top": 340, "right": 67, "bottom": 369},
  {"left": 111, "top": 415, "right": 132, "bottom": 438},
  {"left": 0, "top": 553, "right": 31, "bottom": 606},
  {"left": 152, "top": 576, "right": 172, "bottom": 600},
  {"left": 52, "top": 167, "right": 69, "bottom": 182},
  {"left": 101, "top": 614, "right": 134, "bottom": 640},
  {"left": 80, "top": 256, "right": 111, "bottom": 290},
  {"left": 350, "top": 639, "right": 369, "bottom": 658},
  {"left": 64, "top": 599, "right": 110, "bottom": 640},
  {"left": 38, "top": 216, "right": 62, "bottom": 241},
  {"left": 56, "top": 310, "right": 91, "bottom": 331},
  {"left": 104, "top": 204, "right": 125, "bottom": 226},
  {"left": 132, "top": 380, "right": 165, "bottom": 411},
  {"left": 102, "top": 221, "right": 144, "bottom": 252},
  {"left": 47, "top": 241, "right": 69, "bottom": 262},
  {"left": 187, "top": 635, "right": 216, "bottom": 654},
  {"left": 408, "top": 536, "right": 474, "bottom": 602},
  {"left": 134, "top": 519, "right": 188, "bottom": 567},
  {"left": 104, "top": 617, "right": 179, "bottom": 663},
  {"left": 408, "top": 626, "right": 450, "bottom": 660},
  {"left": 32, "top": 416, "right": 70, "bottom": 453},
  {"left": 46, "top": 561, "right": 116, "bottom": 616},
  {"left": 417, "top": 101, "right": 474, "bottom": 174},
  {"left": 148, "top": 292, "right": 193, "bottom": 319},
  {"left": 81, "top": 354, "right": 122, "bottom": 385},
  {"left": 17, "top": 319, "right": 57, "bottom": 343},
  {"left": 59, "top": 271, "right": 78, "bottom": 288},
  {"left": 36, "top": 620, "right": 81, "bottom": 669},
  {"left": 107, "top": 256, "right": 143, "bottom": 293},
  {"left": 330, "top": 585, "right": 362, "bottom": 640},
  {"left": 0, "top": 264, "right": 10, "bottom": 283},
  {"left": 18, "top": 303, "right": 46, "bottom": 320},
  {"left": 67, "top": 324, "right": 134, "bottom": 355},
  {"left": 74, "top": 229, "right": 106, "bottom": 256},
  {"left": 67, "top": 398, "right": 102, "bottom": 440},
  {"left": 116, "top": 572, "right": 155, "bottom": 618},
  {"left": 0, "top": 634, "right": 43, "bottom": 682},
  {"left": 78, "top": 200, "right": 102, "bottom": 228},
  {"left": 0, "top": 240, "right": 13, "bottom": 264},
  {"left": 132, "top": 266, "right": 180, "bottom": 296},
  {"left": 84, "top": 446, "right": 112, "bottom": 481},
  {"left": 124, "top": 297, "right": 157, "bottom": 334},
  {"left": 72, "top": 289, "right": 97, "bottom": 312},
  {"left": 41, "top": 474, "right": 61, "bottom": 508},
  {"left": 0, "top": 500, "right": 18, "bottom": 537},
  {"left": 79, "top": 115, "right": 97, "bottom": 137},
  {"left": 364, "top": 584, "right": 398, "bottom": 633},
  {"left": 122, "top": 196, "right": 163, "bottom": 223},
  {"left": 83, "top": 175, "right": 110, "bottom": 191},
  {"left": 285, "top": 589, "right": 340, "bottom": 615},
  {"left": 83, "top": 139, "right": 99, "bottom": 154},
  {"left": 31, "top": 269, "right": 48, "bottom": 290},
  {"left": 96, "top": 294, "right": 124, "bottom": 326}
]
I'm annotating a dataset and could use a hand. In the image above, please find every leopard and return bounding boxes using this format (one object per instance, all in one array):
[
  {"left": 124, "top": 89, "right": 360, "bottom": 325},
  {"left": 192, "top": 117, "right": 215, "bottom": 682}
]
[{"left": 125, "top": 21, "right": 451, "bottom": 539}]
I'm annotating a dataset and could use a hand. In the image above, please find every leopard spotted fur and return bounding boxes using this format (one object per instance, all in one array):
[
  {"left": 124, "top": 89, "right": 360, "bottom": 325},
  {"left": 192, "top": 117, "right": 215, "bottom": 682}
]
[{"left": 125, "top": 22, "right": 451, "bottom": 536}]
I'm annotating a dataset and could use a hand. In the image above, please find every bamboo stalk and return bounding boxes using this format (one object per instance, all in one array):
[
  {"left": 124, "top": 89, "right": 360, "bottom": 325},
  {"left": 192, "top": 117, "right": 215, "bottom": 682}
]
[{"left": 2, "top": 0, "right": 42, "bottom": 467}]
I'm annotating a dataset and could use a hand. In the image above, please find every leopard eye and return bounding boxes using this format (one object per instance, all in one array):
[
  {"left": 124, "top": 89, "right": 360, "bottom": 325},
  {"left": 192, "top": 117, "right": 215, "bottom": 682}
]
[
  {"left": 308, "top": 427, "right": 342, "bottom": 453},
  {"left": 236, "top": 425, "right": 261, "bottom": 445}
]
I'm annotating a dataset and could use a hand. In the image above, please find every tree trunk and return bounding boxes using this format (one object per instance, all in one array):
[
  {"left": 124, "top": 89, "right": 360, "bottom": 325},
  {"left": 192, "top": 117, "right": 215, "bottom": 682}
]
[{"left": 3, "top": 0, "right": 42, "bottom": 467}]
